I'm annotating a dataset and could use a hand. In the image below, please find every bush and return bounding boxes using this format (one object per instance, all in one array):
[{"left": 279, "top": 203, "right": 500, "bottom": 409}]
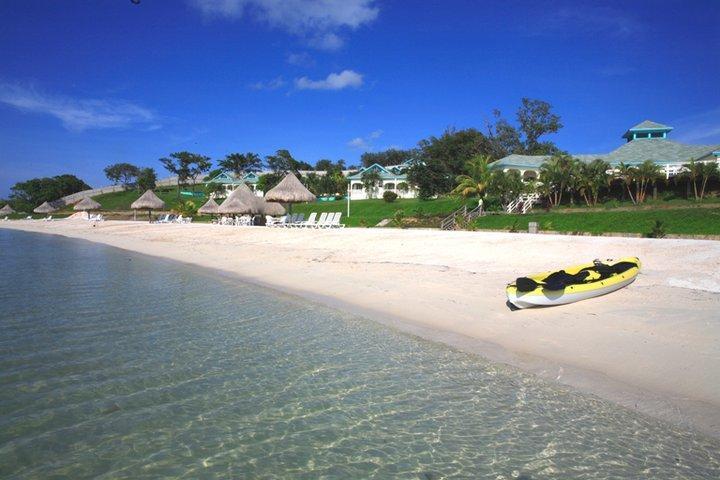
[
  {"left": 392, "top": 209, "right": 406, "bottom": 228},
  {"left": 481, "top": 195, "right": 502, "bottom": 212},
  {"left": 647, "top": 220, "right": 666, "bottom": 238},
  {"left": 383, "top": 191, "right": 398, "bottom": 203}
]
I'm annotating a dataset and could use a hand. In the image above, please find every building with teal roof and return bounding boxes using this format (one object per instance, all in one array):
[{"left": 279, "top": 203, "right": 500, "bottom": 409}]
[
  {"left": 346, "top": 162, "right": 416, "bottom": 199},
  {"left": 492, "top": 120, "right": 720, "bottom": 181},
  {"left": 206, "top": 171, "right": 264, "bottom": 197}
]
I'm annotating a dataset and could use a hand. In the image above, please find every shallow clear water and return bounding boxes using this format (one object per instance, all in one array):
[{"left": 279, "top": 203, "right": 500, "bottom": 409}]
[{"left": 0, "top": 230, "right": 719, "bottom": 479}]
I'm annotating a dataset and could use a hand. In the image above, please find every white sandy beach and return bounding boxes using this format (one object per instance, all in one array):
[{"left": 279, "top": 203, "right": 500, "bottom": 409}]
[{"left": 3, "top": 219, "right": 720, "bottom": 438}]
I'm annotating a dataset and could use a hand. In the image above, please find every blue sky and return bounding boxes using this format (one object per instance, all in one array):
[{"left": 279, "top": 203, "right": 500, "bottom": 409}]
[{"left": 1, "top": 0, "right": 719, "bottom": 196}]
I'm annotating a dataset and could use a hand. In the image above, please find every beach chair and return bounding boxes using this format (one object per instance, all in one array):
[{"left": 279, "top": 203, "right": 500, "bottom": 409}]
[
  {"left": 272, "top": 215, "right": 288, "bottom": 227},
  {"left": 297, "top": 212, "right": 317, "bottom": 228},
  {"left": 328, "top": 212, "right": 345, "bottom": 228},
  {"left": 43, "top": 215, "right": 53, "bottom": 222},
  {"left": 281, "top": 213, "right": 298, "bottom": 227},
  {"left": 289, "top": 213, "right": 305, "bottom": 227},
  {"left": 185, "top": 217, "right": 192, "bottom": 224},
  {"left": 313, "top": 212, "right": 329, "bottom": 228},
  {"left": 2, "top": 216, "right": 7, "bottom": 221}
]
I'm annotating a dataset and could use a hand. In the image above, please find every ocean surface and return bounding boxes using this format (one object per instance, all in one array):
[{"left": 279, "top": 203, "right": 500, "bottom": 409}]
[{"left": 1, "top": 229, "right": 719, "bottom": 479}]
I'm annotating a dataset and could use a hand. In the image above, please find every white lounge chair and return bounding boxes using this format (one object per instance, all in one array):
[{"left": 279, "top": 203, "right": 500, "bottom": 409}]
[
  {"left": 327, "top": 212, "right": 345, "bottom": 228},
  {"left": 313, "top": 212, "right": 329, "bottom": 228},
  {"left": 43, "top": 215, "right": 53, "bottom": 222},
  {"left": 266, "top": 215, "right": 284, "bottom": 227},
  {"left": 297, "top": 212, "right": 317, "bottom": 228}
]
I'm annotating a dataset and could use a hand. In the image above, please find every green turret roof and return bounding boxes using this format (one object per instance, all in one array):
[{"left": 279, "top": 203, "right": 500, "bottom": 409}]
[{"left": 622, "top": 120, "right": 673, "bottom": 140}]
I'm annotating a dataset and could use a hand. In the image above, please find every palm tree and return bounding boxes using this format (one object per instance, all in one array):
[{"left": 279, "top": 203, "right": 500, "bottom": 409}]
[
  {"left": 615, "top": 162, "right": 637, "bottom": 204},
  {"left": 451, "top": 155, "right": 493, "bottom": 198},
  {"left": 700, "top": 162, "right": 718, "bottom": 200},
  {"left": 577, "top": 159, "right": 610, "bottom": 206},
  {"left": 361, "top": 169, "right": 382, "bottom": 199},
  {"left": 634, "top": 160, "right": 663, "bottom": 203},
  {"left": 539, "top": 154, "right": 574, "bottom": 207}
]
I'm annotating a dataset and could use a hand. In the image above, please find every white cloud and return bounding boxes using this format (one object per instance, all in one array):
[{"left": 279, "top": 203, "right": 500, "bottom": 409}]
[
  {"left": 348, "top": 129, "right": 383, "bottom": 150},
  {"left": 672, "top": 107, "right": 720, "bottom": 144},
  {"left": 368, "top": 129, "right": 383, "bottom": 139},
  {"left": 286, "top": 52, "right": 315, "bottom": 67},
  {"left": 295, "top": 70, "right": 363, "bottom": 90},
  {"left": 189, "top": 0, "right": 378, "bottom": 50},
  {"left": 529, "top": 6, "right": 640, "bottom": 38},
  {"left": 348, "top": 137, "right": 369, "bottom": 149},
  {"left": 0, "top": 83, "right": 159, "bottom": 132},
  {"left": 249, "top": 76, "right": 286, "bottom": 90}
]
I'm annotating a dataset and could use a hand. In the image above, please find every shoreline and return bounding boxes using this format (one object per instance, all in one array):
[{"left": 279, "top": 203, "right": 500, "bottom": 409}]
[{"left": 2, "top": 220, "right": 719, "bottom": 439}]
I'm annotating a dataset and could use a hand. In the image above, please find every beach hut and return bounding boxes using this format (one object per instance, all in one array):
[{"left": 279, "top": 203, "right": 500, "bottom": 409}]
[
  {"left": 264, "top": 173, "right": 316, "bottom": 213},
  {"left": 262, "top": 202, "right": 286, "bottom": 216},
  {"left": 198, "top": 197, "right": 220, "bottom": 216},
  {"left": 232, "top": 181, "right": 263, "bottom": 214},
  {"left": 0, "top": 204, "right": 14, "bottom": 215},
  {"left": 33, "top": 201, "right": 57, "bottom": 214},
  {"left": 217, "top": 196, "right": 252, "bottom": 215},
  {"left": 131, "top": 189, "right": 165, "bottom": 221},
  {"left": 73, "top": 197, "right": 101, "bottom": 212}
]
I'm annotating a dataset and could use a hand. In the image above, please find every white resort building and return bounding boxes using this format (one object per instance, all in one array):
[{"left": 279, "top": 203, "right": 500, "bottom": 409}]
[
  {"left": 206, "top": 161, "right": 420, "bottom": 200},
  {"left": 346, "top": 162, "right": 416, "bottom": 200},
  {"left": 492, "top": 120, "right": 720, "bottom": 180}
]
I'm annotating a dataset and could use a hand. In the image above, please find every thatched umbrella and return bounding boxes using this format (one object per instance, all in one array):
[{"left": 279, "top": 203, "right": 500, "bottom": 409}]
[
  {"left": 73, "top": 197, "right": 101, "bottom": 212},
  {"left": 264, "top": 173, "right": 316, "bottom": 213},
  {"left": 34, "top": 201, "right": 57, "bottom": 214},
  {"left": 232, "top": 182, "right": 263, "bottom": 214},
  {"left": 198, "top": 197, "right": 220, "bottom": 216},
  {"left": 217, "top": 196, "right": 252, "bottom": 215},
  {"left": 131, "top": 189, "right": 165, "bottom": 220},
  {"left": 262, "top": 202, "right": 286, "bottom": 216},
  {"left": 0, "top": 204, "right": 14, "bottom": 215}
]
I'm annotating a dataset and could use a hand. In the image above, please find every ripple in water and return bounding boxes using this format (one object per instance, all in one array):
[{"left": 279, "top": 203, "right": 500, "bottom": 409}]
[{"left": 0, "top": 229, "right": 719, "bottom": 479}]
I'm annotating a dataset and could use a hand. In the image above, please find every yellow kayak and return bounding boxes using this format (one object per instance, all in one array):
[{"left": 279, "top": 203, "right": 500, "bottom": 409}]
[{"left": 506, "top": 257, "right": 641, "bottom": 309}]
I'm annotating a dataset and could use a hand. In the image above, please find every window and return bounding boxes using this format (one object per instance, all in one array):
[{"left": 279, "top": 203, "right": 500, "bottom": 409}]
[
  {"left": 352, "top": 183, "right": 363, "bottom": 190},
  {"left": 384, "top": 183, "right": 395, "bottom": 190}
]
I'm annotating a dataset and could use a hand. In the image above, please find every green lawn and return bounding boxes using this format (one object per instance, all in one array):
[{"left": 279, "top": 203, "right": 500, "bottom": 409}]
[
  {"left": 292, "top": 197, "right": 469, "bottom": 227},
  {"left": 94, "top": 187, "right": 208, "bottom": 211},
  {"left": 473, "top": 208, "right": 720, "bottom": 236}
]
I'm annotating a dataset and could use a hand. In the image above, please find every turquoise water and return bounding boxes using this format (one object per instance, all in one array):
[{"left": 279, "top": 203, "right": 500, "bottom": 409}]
[{"left": 1, "top": 230, "right": 719, "bottom": 479}]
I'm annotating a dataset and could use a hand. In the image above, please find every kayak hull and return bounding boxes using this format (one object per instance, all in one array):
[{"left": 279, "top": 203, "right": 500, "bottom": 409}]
[{"left": 506, "top": 257, "right": 640, "bottom": 309}]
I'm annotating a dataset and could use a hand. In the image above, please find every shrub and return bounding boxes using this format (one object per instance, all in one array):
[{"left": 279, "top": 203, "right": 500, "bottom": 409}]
[
  {"left": 383, "top": 191, "right": 398, "bottom": 203},
  {"left": 481, "top": 195, "right": 502, "bottom": 212},
  {"left": 392, "top": 209, "right": 406, "bottom": 228},
  {"left": 647, "top": 220, "right": 666, "bottom": 238},
  {"left": 358, "top": 217, "right": 369, "bottom": 228}
]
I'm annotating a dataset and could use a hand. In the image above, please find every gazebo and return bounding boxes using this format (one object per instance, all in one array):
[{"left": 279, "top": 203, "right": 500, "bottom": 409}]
[
  {"left": 264, "top": 173, "right": 316, "bottom": 213},
  {"left": 73, "top": 197, "right": 101, "bottom": 213},
  {"left": 33, "top": 201, "right": 57, "bottom": 215},
  {"left": 198, "top": 198, "right": 220, "bottom": 216},
  {"left": 131, "top": 190, "right": 165, "bottom": 220},
  {"left": 0, "top": 204, "right": 14, "bottom": 216}
]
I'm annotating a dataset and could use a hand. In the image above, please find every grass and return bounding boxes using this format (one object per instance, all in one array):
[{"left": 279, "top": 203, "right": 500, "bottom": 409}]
[
  {"left": 93, "top": 187, "right": 208, "bottom": 211},
  {"left": 292, "top": 197, "right": 469, "bottom": 227},
  {"left": 473, "top": 208, "right": 720, "bottom": 236}
]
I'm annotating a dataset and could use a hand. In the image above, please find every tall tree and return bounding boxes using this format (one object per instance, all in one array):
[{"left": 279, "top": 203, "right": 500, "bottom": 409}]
[
  {"left": 159, "top": 151, "right": 212, "bottom": 197},
  {"left": 136, "top": 168, "right": 157, "bottom": 191},
  {"left": 516, "top": 98, "right": 563, "bottom": 154},
  {"left": 218, "top": 152, "right": 262, "bottom": 176},
  {"left": 265, "top": 149, "right": 311, "bottom": 173},
  {"left": 9, "top": 175, "right": 90, "bottom": 212},
  {"left": 361, "top": 149, "right": 416, "bottom": 168},
  {"left": 104, "top": 163, "right": 140, "bottom": 189}
]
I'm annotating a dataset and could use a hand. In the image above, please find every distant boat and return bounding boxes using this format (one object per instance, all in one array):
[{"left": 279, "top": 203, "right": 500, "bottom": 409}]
[{"left": 506, "top": 257, "right": 640, "bottom": 309}]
